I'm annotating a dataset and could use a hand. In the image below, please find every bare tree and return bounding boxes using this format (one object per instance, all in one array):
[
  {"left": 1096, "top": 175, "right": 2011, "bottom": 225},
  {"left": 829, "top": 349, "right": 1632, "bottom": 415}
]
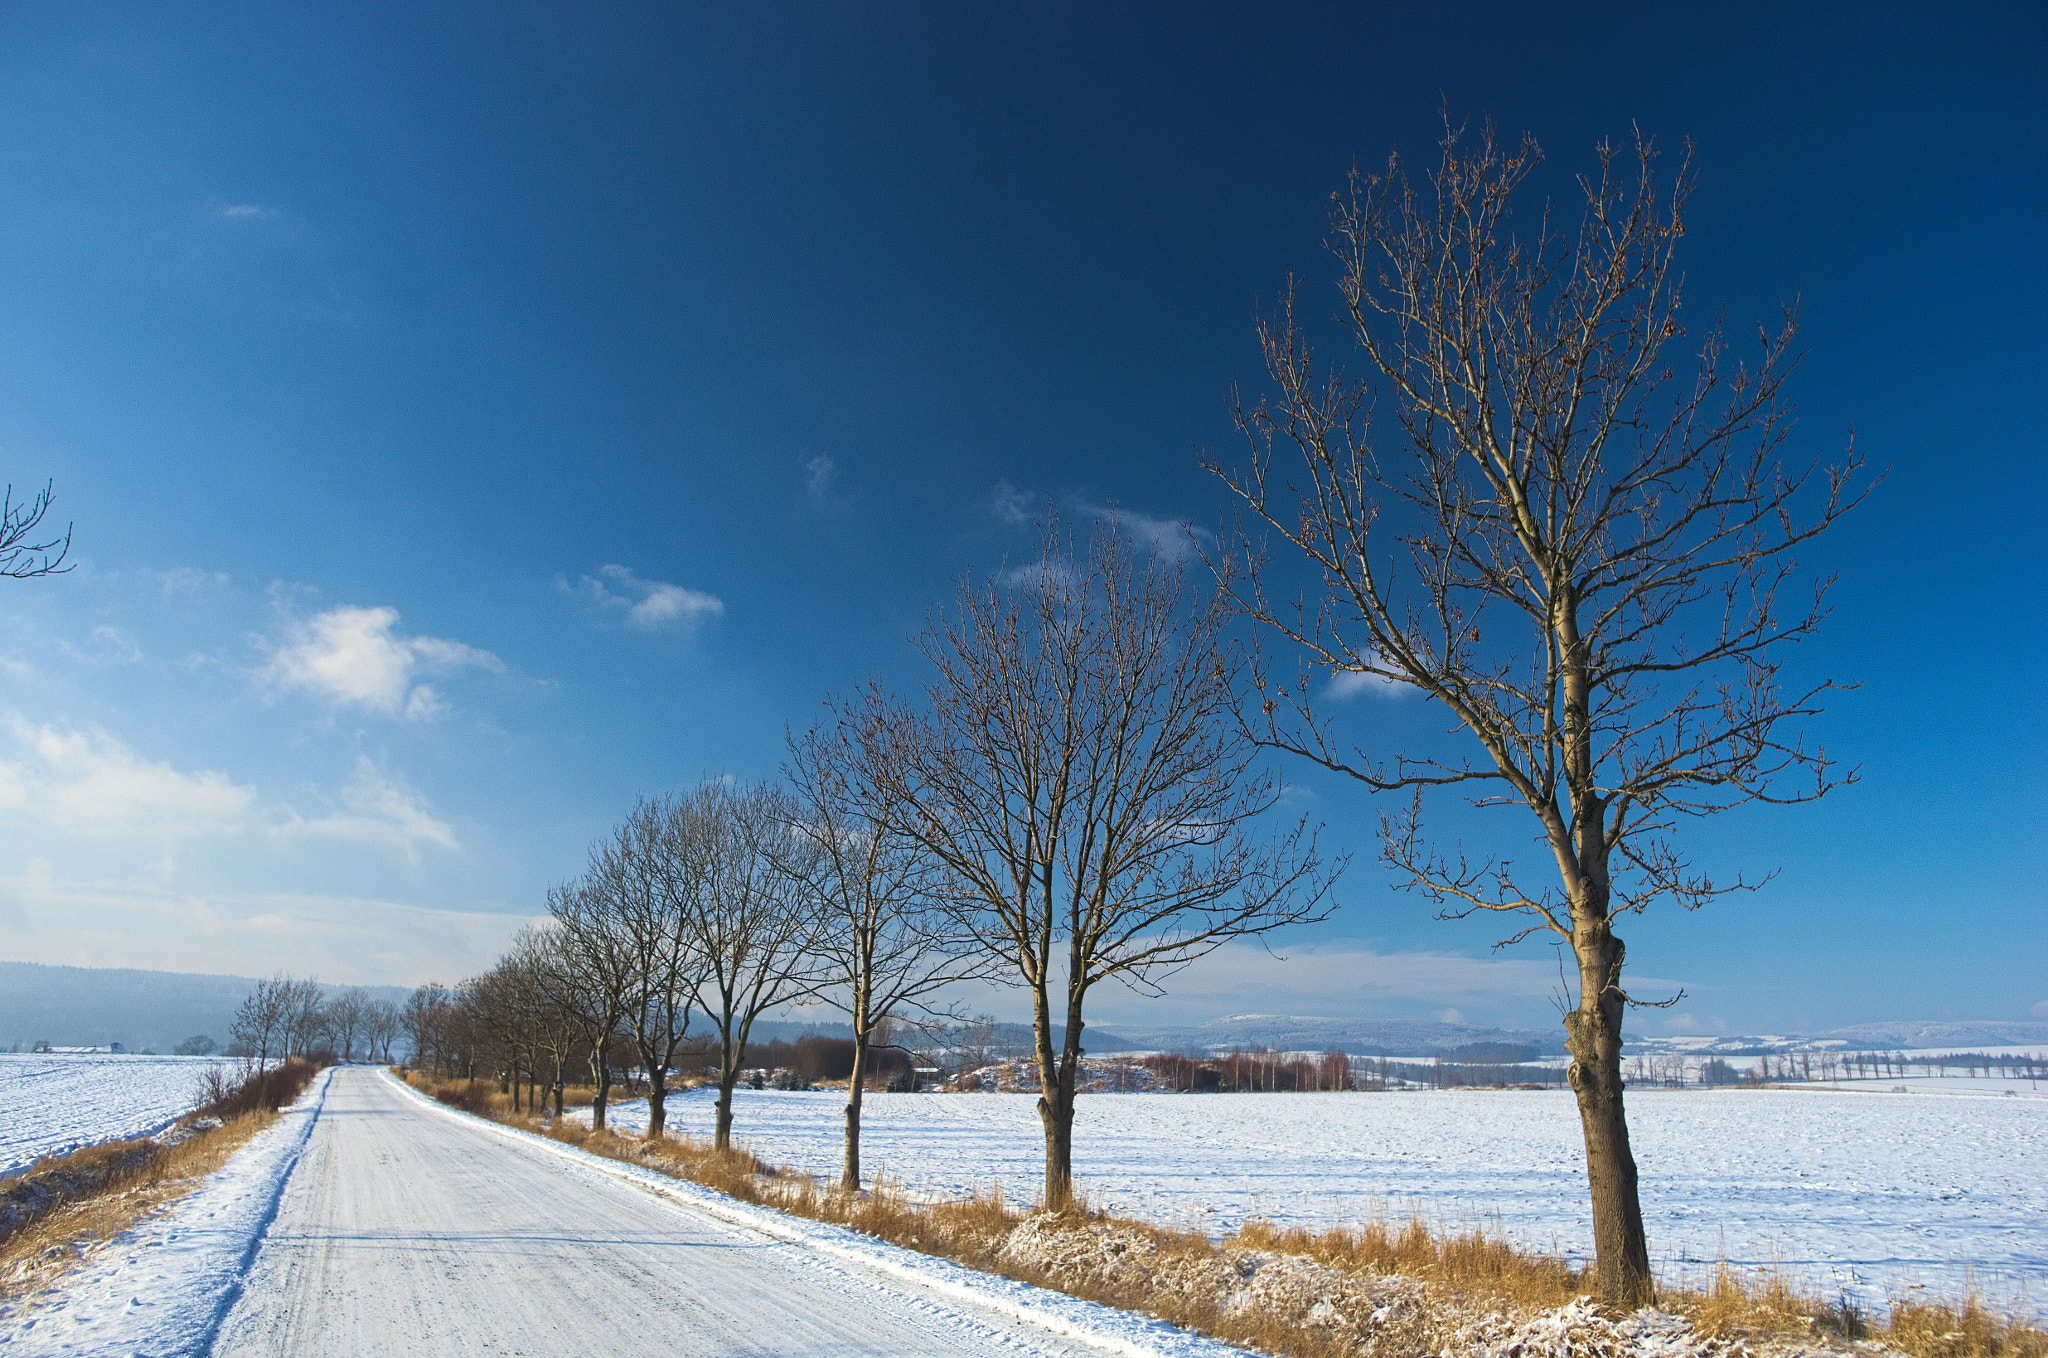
[
  {"left": 403, "top": 982, "right": 454, "bottom": 1071},
  {"left": 231, "top": 974, "right": 294, "bottom": 1067},
  {"left": 1210, "top": 119, "right": 1866, "bottom": 1304},
  {"left": 279, "top": 978, "right": 327, "bottom": 1058},
  {"left": 538, "top": 878, "right": 639, "bottom": 1131},
  {"left": 364, "top": 998, "right": 402, "bottom": 1063},
  {"left": 502, "top": 927, "right": 583, "bottom": 1116},
  {"left": 874, "top": 520, "right": 1336, "bottom": 1208},
  {"left": 0, "top": 482, "right": 70, "bottom": 579},
  {"left": 592, "top": 796, "right": 713, "bottom": 1139},
  {"left": 787, "top": 720, "right": 990, "bottom": 1190},
  {"left": 684, "top": 780, "right": 828, "bottom": 1151},
  {"left": 325, "top": 988, "right": 371, "bottom": 1061}
]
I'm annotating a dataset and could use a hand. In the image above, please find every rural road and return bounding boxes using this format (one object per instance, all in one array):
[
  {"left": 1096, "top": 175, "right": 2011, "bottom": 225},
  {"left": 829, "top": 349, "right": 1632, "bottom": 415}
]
[{"left": 209, "top": 1067, "right": 1116, "bottom": 1357}]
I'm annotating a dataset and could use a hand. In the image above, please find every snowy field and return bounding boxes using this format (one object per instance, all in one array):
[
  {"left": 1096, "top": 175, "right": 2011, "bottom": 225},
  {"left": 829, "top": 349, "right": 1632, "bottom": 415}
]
[
  {"left": 0, "top": 1053, "right": 230, "bottom": 1179},
  {"left": 585, "top": 1084, "right": 2045, "bottom": 1319}
]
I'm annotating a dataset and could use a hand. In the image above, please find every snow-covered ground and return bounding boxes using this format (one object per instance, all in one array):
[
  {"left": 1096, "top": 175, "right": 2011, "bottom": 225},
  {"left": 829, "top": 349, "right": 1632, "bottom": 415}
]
[
  {"left": 580, "top": 1083, "right": 2046, "bottom": 1320},
  {"left": 0, "top": 1053, "right": 233, "bottom": 1179},
  {"left": 1, "top": 1067, "right": 332, "bottom": 1355},
  {"left": 5, "top": 1069, "right": 1242, "bottom": 1358}
]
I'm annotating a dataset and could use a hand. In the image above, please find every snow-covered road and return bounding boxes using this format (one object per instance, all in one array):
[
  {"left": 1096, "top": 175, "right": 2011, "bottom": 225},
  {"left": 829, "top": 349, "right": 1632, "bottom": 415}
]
[{"left": 8, "top": 1066, "right": 1242, "bottom": 1357}]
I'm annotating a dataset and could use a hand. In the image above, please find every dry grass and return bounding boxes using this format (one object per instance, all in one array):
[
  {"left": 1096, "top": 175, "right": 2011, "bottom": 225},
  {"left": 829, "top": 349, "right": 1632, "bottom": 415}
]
[
  {"left": 404, "top": 1071, "right": 2045, "bottom": 1358},
  {"left": 0, "top": 1113, "right": 278, "bottom": 1305}
]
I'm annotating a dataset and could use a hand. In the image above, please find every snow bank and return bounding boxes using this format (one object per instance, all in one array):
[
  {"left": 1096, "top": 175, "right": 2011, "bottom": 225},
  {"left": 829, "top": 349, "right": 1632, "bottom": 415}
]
[
  {"left": 0, "top": 1068, "right": 333, "bottom": 1356},
  {"left": 0, "top": 1055, "right": 234, "bottom": 1180},
  {"left": 577, "top": 1082, "right": 2046, "bottom": 1320}
]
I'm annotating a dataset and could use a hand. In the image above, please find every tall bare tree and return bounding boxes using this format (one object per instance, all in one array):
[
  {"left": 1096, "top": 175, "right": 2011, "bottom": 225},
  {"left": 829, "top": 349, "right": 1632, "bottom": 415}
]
[
  {"left": 683, "top": 780, "right": 828, "bottom": 1150},
  {"left": 502, "top": 926, "right": 584, "bottom": 1116},
  {"left": 593, "top": 796, "right": 713, "bottom": 1139},
  {"left": 787, "top": 720, "right": 990, "bottom": 1190},
  {"left": 278, "top": 977, "right": 326, "bottom": 1059},
  {"left": 1210, "top": 119, "right": 1866, "bottom": 1304},
  {"left": 539, "top": 878, "right": 638, "bottom": 1131},
  {"left": 232, "top": 974, "right": 294, "bottom": 1066},
  {"left": 403, "top": 982, "right": 453, "bottom": 1071},
  {"left": 874, "top": 520, "right": 1335, "bottom": 1209}
]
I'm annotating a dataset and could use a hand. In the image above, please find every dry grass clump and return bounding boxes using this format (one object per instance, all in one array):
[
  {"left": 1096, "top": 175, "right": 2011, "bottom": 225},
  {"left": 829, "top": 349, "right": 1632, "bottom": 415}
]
[
  {"left": 1884, "top": 1297, "right": 2048, "bottom": 1358},
  {"left": 414, "top": 1081, "right": 2044, "bottom": 1358},
  {"left": 0, "top": 1112, "right": 277, "bottom": 1305},
  {"left": 1, "top": 1057, "right": 322, "bottom": 1309}
]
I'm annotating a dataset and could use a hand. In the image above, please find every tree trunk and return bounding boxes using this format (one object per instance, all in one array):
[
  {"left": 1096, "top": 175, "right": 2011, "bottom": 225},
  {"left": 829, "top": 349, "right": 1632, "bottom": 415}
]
[
  {"left": 590, "top": 1053, "right": 611, "bottom": 1132},
  {"left": 646, "top": 1066, "right": 668, "bottom": 1139},
  {"left": 1564, "top": 920, "right": 1654, "bottom": 1308},
  {"left": 714, "top": 1074, "right": 737, "bottom": 1149},
  {"left": 842, "top": 1035, "right": 869, "bottom": 1192},
  {"left": 1033, "top": 1001, "right": 1081, "bottom": 1210}
]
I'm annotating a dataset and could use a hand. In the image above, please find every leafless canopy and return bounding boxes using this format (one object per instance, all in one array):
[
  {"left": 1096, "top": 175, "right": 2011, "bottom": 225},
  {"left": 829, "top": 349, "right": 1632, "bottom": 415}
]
[
  {"left": 1216, "top": 120, "right": 1866, "bottom": 938},
  {"left": 871, "top": 519, "right": 1335, "bottom": 1205},
  {"left": 1209, "top": 115, "right": 1868, "bottom": 1306},
  {"left": 788, "top": 717, "right": 991, "bottom": 1189}
]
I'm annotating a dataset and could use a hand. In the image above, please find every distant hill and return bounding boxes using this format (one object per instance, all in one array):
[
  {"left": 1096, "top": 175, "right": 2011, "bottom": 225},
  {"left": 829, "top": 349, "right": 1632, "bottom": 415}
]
[
  {"left": 1085, "top": 1013, "right": 1567, "bottom": 1058},
  {"left": 0, "top": 961, "right": 410, "bottom": 1054},
  {"left": 7, "top": 961, "right": 2038, "bottom": 1061},
  {"left": 1818, "top": 1019, "right": 2048, "bottom": 1049}
]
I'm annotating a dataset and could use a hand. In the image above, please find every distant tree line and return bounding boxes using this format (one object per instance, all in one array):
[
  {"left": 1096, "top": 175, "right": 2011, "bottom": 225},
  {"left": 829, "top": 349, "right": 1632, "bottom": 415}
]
[
  {"left": 396, "top": 523, "right": 1332, "bottom": 1199},
  {"left": 226, "top": 975, "right": 402, "bottom": 1065}
]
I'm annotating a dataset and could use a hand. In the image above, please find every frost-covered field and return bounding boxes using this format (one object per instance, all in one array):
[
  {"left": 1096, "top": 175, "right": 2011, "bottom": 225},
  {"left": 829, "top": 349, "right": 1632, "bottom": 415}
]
[
  {"left": 588, "top": 1084, "right": 2045, "bottom": 1319},
  {"left": 0, "top": 1053, "right": 230, "bottom": 1178}
]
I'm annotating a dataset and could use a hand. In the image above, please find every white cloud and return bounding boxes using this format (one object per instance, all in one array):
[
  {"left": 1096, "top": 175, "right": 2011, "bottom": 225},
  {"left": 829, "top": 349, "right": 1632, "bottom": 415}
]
[
  {"left": 804, "top": 454, "right": 838, "bottom": 496},
  {"left": 1071, "top": 499, "right": 1207, "bottom": 560},
  {"left": 263, "top": 605, "right": 501, "bottom": 719},
  {"left": 0, "top": 871, "right": 535, "bottom": 986},
  {"left": 0, "top": 717, "right": 254, "bottom": 841},
  {"left": 272, "top": 758, "right": 458, "bottom": 859},
  {"left": 566, "top": 565, "right": 724, "bottom": 630},
  {"left": 215, "top": 203, "right": 277, "bottom": 221},
  {"left": 57, "top": 625, "right": 143, "bottom": 666},
  {"left": 990, "top": 482, "right": 1204, "bottom": 559},
  {"left": 0, "top": 720, "right": 457, "bottom": 865},
  {"left": 158, "top": 568, "right": 232, "bottom": 596},
  {"left": 1326, "top": 666, "right": 1406, "bottom": 700},
  {"left": 991, "top": 479, "right": 1034, "bottom": 524}
]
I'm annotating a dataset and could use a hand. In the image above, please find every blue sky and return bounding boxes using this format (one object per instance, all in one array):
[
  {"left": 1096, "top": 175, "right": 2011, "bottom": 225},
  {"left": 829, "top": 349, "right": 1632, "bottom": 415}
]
[{"left": 0, "top": 3, "right": 2041, "bottom": 1034}]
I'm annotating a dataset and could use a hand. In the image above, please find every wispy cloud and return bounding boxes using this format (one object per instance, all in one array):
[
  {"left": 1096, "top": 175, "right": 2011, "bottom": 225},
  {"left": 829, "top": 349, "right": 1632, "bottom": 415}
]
[
  {"left": 988, "top": 480, "right": 1204, "bottom": 559},
  {"left": 272, "top": 757, "right": 458, "bottom": 859},
  {"left": 1325, "top": 666, "right": 1406, "bottom": 700},
  {"left": 804, "top": 454, "right": 838, "bottom": 496},
  {"left": 158, "top": 567, "right": 232, "bottom": 597},
  {"left": 0, "top": 717, "right": 255, "bottom": 842},
  {"left": 0, "top": 717, "right": 462, "bottom": 875},
  {"left": 0, "top": 871, "right": 534, "bottom": 986},
  {"left": 991, "top": 479, "right": 1034, "bottom": 525},
  {"left": 215, "top": 203, "right": 277, "bottom": 221},
  {"left": 56, "top": 625, "right": 143, "bottom": 667},
  {"left": 563, "top": 564, "right": 724, "bottom": 630},
  {"left": 1070, "top": 498, "right": 1207, "bottom": 559},
  {"left": 262, "top": 604, "right": 501, "bottom": 719}
]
